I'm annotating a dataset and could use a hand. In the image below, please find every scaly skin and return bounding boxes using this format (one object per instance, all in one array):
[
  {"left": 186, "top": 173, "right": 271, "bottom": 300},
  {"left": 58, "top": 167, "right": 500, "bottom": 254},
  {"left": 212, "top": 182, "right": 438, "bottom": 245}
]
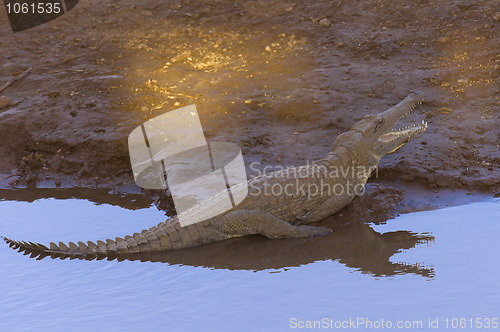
[{"left": 3, "top": 92, "right": 427, "bottom": 260}]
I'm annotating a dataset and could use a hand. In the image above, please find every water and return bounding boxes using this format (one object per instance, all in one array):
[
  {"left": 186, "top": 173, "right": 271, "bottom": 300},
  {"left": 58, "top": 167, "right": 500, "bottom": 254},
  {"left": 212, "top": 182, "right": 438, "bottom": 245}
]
[{"left": 0, "top": 197, "right": 499, "bottom": 331}]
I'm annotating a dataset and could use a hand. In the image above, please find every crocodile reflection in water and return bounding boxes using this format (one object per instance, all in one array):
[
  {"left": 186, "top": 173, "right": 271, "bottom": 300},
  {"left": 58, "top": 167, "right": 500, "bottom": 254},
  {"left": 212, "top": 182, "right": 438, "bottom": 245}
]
[{"left": 12, "top": 221, "right": 434, "bottom": 278}]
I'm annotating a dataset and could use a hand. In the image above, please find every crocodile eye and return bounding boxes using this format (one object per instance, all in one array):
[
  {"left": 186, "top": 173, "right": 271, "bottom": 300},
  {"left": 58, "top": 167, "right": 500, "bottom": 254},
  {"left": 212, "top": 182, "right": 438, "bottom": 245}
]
[{"left": 375, "top": 119, "right": 384, "bottom": 132}]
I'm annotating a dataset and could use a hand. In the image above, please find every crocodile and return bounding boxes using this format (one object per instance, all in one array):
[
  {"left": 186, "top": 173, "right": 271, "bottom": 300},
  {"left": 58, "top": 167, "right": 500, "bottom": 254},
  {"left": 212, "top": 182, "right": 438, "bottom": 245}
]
[{"left": 3, "top": 91, "right": 427, "bottom": 260}]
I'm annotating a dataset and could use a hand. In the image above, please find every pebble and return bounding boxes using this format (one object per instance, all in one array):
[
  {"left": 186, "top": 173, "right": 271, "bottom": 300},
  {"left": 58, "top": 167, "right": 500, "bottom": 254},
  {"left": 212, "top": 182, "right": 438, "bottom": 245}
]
[
  {"left": 319, "top": 18, "right": 331, "bottom": 27},
  {"left": 0, "top": 96, "right": 12, "bottom": 109},
  {"left": 244, "top": 99, "right": 252, "bottom": 104},
  {"left": 438, "top": 107, "right": 453, "bottom": 114}
]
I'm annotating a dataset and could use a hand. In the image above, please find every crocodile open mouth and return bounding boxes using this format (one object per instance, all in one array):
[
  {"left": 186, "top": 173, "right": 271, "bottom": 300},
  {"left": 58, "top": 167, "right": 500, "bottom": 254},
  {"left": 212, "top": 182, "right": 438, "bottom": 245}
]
[
  {"left": 378, "top": 99, "right": 427, "bottom": 153},
  {"left": 380, "top": 120, "right": 428, "bottom": 143}
]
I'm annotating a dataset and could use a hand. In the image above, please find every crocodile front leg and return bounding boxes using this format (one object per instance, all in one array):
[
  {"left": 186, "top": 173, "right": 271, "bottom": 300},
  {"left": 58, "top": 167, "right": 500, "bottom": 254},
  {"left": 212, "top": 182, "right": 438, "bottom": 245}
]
[{"left": 214, "top": 210, "right": 332, "bottom": 238}]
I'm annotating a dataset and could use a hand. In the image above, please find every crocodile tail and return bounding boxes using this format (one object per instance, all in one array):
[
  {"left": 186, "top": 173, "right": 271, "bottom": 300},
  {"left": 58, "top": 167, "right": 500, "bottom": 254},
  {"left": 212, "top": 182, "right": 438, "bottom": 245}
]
[{"left": 2, "top": 218, "right": 219, "bottom": 261}]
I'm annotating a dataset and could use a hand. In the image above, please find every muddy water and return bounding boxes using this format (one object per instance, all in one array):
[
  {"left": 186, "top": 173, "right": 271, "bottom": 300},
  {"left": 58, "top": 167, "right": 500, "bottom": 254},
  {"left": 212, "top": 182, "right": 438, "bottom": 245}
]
[{"left": 0, "top": 198, "right": 499, "bottom": 331}]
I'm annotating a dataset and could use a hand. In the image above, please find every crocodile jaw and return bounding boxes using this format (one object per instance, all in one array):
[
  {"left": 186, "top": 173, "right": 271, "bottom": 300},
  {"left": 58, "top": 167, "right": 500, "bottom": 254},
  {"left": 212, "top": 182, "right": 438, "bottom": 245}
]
[
  {"left": 372, "top": 91, "right": 427, "bottom": 156},
  {"left": 378, "top": 120, "right": 428, "bottom": 155}
]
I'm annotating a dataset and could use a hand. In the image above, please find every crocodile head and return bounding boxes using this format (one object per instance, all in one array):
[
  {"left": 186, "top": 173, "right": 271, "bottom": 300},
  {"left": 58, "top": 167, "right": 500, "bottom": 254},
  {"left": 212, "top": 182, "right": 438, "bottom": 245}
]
[{"left": 333, "top": 91, "right": 427, "bottom": 161}]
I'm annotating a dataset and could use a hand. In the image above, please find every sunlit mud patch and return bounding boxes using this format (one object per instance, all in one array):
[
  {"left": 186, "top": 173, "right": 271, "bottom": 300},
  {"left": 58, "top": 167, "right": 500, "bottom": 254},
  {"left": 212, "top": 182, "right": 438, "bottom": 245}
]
[{"left": 114, "top": 25, "right": 323, "bottom": 126}]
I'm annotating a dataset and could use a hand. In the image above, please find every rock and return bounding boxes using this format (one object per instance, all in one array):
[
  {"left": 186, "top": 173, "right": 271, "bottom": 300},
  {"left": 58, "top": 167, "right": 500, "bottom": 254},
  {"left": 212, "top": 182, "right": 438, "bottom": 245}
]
[
  {"left": 141, "top": 10, "right": 153, "bottom": 16},
  {"left": 319, "top": 18, "right": 331, "bottom": 27},
  {"left": 47, "top": 91, "right": 61, "bottom": 98},
  {"left": 244, "top": 99, "right": 252, "bottom": 104},
  {"left": 0, "top": 96, "right": 12, "bottom": 109},
  {"left": 265, "top": 46, "right": 271, "bottom": 52}
]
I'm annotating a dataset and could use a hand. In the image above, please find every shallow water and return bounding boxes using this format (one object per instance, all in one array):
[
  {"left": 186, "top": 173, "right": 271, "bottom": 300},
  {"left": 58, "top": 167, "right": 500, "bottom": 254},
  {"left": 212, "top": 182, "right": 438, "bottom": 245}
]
[{"left": 0, "top": 198, "right": 499, "bottom": 331}]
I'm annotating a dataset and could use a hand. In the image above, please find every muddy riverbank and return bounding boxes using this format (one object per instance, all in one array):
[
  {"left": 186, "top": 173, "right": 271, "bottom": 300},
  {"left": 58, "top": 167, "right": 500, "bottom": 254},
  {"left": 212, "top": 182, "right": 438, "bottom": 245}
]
[{"left": 0, "top": 0, "right": 498, "bottom": 215}]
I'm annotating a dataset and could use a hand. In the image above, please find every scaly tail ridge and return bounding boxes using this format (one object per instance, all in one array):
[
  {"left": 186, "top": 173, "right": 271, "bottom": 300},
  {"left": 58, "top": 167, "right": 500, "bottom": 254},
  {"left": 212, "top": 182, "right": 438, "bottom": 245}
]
[{"left": 1, "top": 218, "right": 220, "bottom": 261}]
